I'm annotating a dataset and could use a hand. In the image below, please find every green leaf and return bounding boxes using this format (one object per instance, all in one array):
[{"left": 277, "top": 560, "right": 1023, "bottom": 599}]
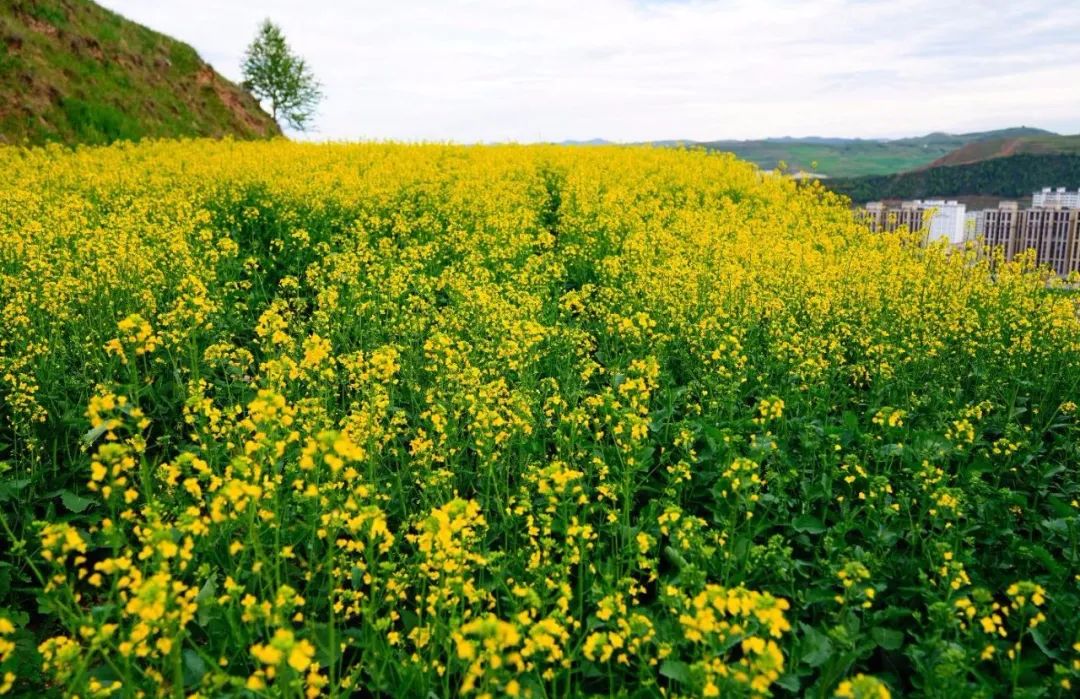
[
  {"left": 877, "top": 443, "right": 906, "bottom": 458},
  {"left": 799, "top": 623, "right": 833, "bottom": 668},
  {"left": 1030, "top": 627, "right": 1062, "bottom": 662},
  {"left": 792, "top": 514, "right": 826, "bottom": 534},
  {"left": 1047, "top": 496, "right": 1078, "bottom": 518},
  {"left": 308, "top": 622, "right": 345, "bottom": 667},
  {"left": 804, "top": 586, "right": 837, "bottom": 604},
  {"left": 195, "top": 575, "right": 218, "bottom": 626},
  {"left": 663, "top": 546, "right": 688, "bottom": 569},
  {"left": 182, "top": 649, "right": 209, "bottom": 686},
  {"left": 1020, "top": 544, "right": 1066, "bottom": 577},
  {"left": 871, "top": 626, "right": 905, "bottom": 651},
  {"left": 81, "top": 422, "right": 109, "bottom": 448},
  {"left": 0, "top": 606, "right": 29, "bottom": 627},
  {"left": 659, "top": 659, "right": 691, "bottom": 684},
  {"left": 0, "top": 478, "right": 31, "bottom": 502},
  {"left": 775, "top": 673, "right": 801, "bottom": 692},
  {"left": 61, "top": 490, "right": 95, "bottom": 513},
  {"left": 196, "top": 574, "right": 218, "bottom": 604},
  {"left": 1040, "top": 518, "right": 1069, "bottom": 536}
]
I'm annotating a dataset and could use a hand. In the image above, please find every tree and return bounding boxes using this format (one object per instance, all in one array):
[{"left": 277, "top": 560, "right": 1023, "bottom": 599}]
[{"left": 241, "top": 19, "right": 321, "bottom": 132}]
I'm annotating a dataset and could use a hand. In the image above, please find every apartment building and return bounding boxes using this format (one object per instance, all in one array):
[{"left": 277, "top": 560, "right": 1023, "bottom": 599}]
[
  {"left": 1018, "top": 208, "right": 1080, "bottom": 276},
  {"left": 860, "top": 199, "right": 967, "bottom": 244},
  {"left": 965, "top": 211, "right": 983, "bottom": 241},
  {"left": 960, "top": 200, "right": 1080, "bottom": 276},
  {"left": 860, "top": 202, "right": 887, "bottom": 231},
  {"left": 860, "top": 190, "right": 1080, "bottom": 276},
  {"left": 1032, "top": 187, "right": 1080, "bottom": 209},
  {"left": 982, "top": 201, "right": 1020, "bottom": 258}
]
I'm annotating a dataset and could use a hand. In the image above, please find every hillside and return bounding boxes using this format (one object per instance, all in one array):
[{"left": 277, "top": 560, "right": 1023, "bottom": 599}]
[
  {"left": 927, "top": 133, "right": 1080, "bottom": 168},
  {"left": 655, "top": 127, "right": 1054, "bottom": 178},
  {"left": 824, "top": 153, "right": 1080, "bottom": 203},
  {"left": 0, "top": 0, "right": 280, "bottom": 145}
]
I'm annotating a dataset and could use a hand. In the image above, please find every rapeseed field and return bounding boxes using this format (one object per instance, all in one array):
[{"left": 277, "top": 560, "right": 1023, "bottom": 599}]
[{"left": 0, "top": 141, "right": 1078, "bottom": 697}]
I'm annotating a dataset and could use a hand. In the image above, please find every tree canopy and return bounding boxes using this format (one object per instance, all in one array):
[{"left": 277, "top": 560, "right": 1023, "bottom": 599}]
[{"left": 242, "top": 19, "right": 321, "bottom": 132}]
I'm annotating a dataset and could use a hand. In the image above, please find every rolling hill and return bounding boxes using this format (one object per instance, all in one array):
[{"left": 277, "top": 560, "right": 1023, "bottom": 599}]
[
  {"left": 823, "top": 131, "right": 1080, "bottom": 202},
  {"left": 0, "top": 0, "right": 279, "bottom": 145},
  {"left": 655, "top": 127, "right": 1055, "bottom": 178},
  {"left": 823, "top": 153, "right": 1080, "bottom": 203},
  {"left": 926, "top": 133, "right": 1080, "bottom": 168}
]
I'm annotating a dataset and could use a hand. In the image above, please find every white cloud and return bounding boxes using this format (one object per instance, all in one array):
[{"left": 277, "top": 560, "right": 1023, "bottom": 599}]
[{"left": 98, "top": 0, "right": 1080, "bottom": 141}]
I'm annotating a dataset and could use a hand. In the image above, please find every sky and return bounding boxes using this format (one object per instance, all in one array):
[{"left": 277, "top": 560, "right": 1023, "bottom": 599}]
[{"left": 97, "top": 0, "right": 1080, "bottom": 143}]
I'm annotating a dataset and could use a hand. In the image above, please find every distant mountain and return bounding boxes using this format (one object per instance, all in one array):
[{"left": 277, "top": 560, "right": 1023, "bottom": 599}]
[
  {"left": 885, "top": 127, "right": 1056, "bottom": 147},
  {"left": 665, "top": 128, "right": 1056, "bottom": 178},
  {"left": 560, "top": 138, "right": 613, "bottom": 146},
  {"left": 823, "top": 153, "right": 1080, "bottom": 203},
  {"left": 557, "top": 129, "right": 1062, "bottom": 179},
  {"left": 0, "top": 0, "right": 280, "bottom": 146}
]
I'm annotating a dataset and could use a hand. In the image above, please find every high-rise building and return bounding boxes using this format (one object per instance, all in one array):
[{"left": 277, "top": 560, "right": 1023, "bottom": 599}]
[
  {"left": 962, "top": 201, "right": 1080, "bottom": 276},
  {"left": 1032, "top": 187, "right": 1080, "bottom": 209},
  {"left": 862, "top": 196, "right": 1080, "bottom": 276},
  {"left": 1016, "top": 207, "right": 1080, "bottom": 276},
  {"left": 982, "top": 202, "right": 1020, "bottom": 258},
  {"left": 860, "top": 200, "right": 967, "bottom": 244},
  {"left": 924, "top": 200, "right": 968, "bottom": 245},
  {"left": 859, "top": 202, "right": 887, "bottom": 231},
  {"left": 965, "top": 211, "right": 983, "bottom": 242}
]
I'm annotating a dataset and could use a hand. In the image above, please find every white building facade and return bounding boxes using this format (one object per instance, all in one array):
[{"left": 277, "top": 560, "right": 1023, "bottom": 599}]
[
  {"left": 1032, "top": 187, "right": 1080, "bottom": 209},
  {"left": 911, "top": 200, "right": 968, "bottom": 245}
]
